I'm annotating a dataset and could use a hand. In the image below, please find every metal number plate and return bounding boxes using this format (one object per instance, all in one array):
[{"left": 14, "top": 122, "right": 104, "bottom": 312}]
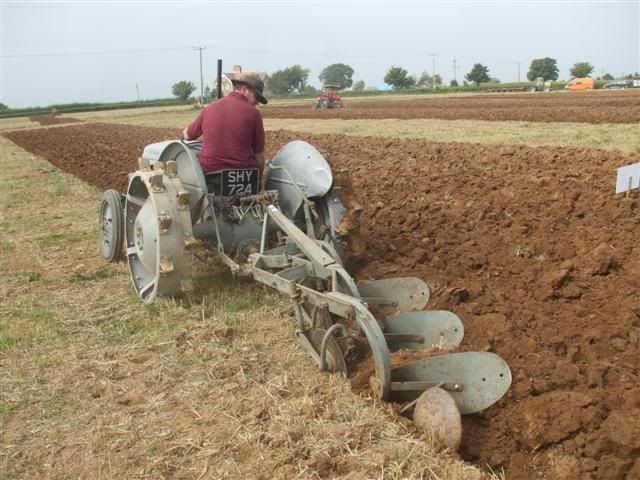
[{"left": 221, "top": 169, "right": 259, "bottom": 196}]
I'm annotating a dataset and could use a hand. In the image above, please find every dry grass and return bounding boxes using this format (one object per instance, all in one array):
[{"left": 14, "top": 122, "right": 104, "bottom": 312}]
[{"left": 0, "top": 137, "right": 483, "bottom": 478}]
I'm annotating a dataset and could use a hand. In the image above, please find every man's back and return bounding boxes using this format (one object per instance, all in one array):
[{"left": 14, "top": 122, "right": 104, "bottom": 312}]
[{"left": 186, "top": 91, "right": 265, "bottom": 173}]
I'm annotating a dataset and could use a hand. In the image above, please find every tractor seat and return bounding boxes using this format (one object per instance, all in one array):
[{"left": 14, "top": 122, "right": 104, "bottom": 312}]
[{"left": 204, "top": 168, "right": 260, "bottom": 197}]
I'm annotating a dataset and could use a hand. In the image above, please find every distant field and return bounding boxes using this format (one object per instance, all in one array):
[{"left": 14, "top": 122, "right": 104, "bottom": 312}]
[
  {"left": 5, "top": 95, "right": 635, "bottom": 154},
  {"left": 262, "top": 89, "right": 640, "bottom": 123}
]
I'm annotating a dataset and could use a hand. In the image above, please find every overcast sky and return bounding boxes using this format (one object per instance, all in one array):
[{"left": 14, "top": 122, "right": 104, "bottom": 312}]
[{"left": 1, "top": 0, "right": 638, "bottom": 108}]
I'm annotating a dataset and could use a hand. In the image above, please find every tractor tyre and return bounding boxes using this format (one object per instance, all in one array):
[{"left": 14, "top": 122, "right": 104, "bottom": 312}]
[{"left": 98, "top": 189, "right": 124, "bottom": 263}]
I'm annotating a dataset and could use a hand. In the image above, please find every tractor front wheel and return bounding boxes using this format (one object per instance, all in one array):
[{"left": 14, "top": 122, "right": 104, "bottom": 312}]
[{"left": 98, "top": 189, "right": 124, "bottom": 262}]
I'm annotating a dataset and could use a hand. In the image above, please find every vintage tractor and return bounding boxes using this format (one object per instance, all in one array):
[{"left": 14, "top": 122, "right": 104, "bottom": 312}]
[
  {"left": 314, "top": 84, "right": 343, "bottom": 109},
  {"left": 98, "top": 139, "right": 511, "bottom": 449}
]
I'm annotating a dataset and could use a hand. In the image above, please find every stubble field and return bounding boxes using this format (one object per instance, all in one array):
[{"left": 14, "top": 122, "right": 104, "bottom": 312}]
[{"left": 1, "top": 90, "right": 639, "bottom": 479}]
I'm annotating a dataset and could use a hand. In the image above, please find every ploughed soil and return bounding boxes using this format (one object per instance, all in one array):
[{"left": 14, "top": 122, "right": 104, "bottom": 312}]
[
  {"left": 263, "top": 89, "right": 640, "bottom": 124},
  {"left": 4, "top": 123, "right": 640, "bottom": 479},
  {"left": 28, "top": 115, "right": 82, "bottom": 126}
]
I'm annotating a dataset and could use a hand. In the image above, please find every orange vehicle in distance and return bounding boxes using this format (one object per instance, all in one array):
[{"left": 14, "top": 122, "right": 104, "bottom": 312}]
[{"left": 564, "top": 77, "right": 595, "bottom": 91}]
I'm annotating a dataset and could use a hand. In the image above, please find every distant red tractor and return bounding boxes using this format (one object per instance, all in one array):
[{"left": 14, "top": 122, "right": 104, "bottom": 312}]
[{"left": 314, "top": 84, "right": 343, "bottom": 109}]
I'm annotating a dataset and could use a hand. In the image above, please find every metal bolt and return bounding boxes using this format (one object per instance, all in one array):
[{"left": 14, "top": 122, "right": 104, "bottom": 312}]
[
  {"left": 138, "top": 157, "right": 151, "bottom": 171},
  {"left": 166, "top": 160, "right": 178, "bottom": 176}
]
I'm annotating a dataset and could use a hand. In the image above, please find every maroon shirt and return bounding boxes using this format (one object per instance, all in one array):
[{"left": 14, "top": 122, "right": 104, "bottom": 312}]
[{"left": 186, "top": 91, "right": 265, "bottom": 173}]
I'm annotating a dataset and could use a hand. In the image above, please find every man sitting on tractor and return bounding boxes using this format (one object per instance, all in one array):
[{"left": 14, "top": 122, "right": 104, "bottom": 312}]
[{"left": 182, "top": 74, "right": 268, "bottom": 178}]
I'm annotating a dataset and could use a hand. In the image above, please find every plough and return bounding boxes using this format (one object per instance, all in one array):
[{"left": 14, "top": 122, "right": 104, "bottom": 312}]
[{"left": 98, "top": 139, "right": 511, "bottom": 449}]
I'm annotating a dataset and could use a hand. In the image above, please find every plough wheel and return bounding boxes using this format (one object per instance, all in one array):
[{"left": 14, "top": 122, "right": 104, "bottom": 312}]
[
  {"left": 308, "top": 328, "right": 347, "bottom": 375},
  {"left": 124, "top": 168, "right": 194, "bottom": 303}
]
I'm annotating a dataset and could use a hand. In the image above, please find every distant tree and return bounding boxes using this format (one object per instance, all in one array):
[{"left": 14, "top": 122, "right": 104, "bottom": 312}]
[
  {"left": 299, "top": 84, "right": 318, "bottom": 94},
  {"left": 319, "top": 63, "right": 354, "bottom": 89},
  {"left": 0, "top": 102, "right": 9, "bottom": 112},
  {"left": 450, "top": 79, "right": 459, "bottom": 87},
  {"left": 384, "top": 66, "right": 416, "bottom": 90},
  {"left": 283, "top": 65, "right": 309, "bottom": 93},
  {"left": 465, "top": 63, "right": 491, "bottom": 84},
  {"left": 489, "top": 77, "right": 501, "bottom": 83},
  {"left": 417, "top": 72, "right": 442, "bottom": 88},
  {"left": 601, "top": 73, "right": 614, "bottom": 81},
  {"left": 172, "top": 81, "right": 197, "bottom": 100},
  {"left": 527, "top": 57, "right": 559, "bottom": 81},
  {"left": 352, "top": 80, "right": 366, "bottom": 91},
  {"left": 268, "top": 65, "right": 310, "bottom": 95},
  {"left": 267, "top": 71, "right": 289, "bottom": 95},
  {"left": 570, "top": 62, "right": 594, "bottom": 78},
  {"left": 624, "top": 72, "right": 639, "bottom": 79}
]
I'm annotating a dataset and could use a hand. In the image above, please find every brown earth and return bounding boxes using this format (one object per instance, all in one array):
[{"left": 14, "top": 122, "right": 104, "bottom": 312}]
[
  {"left": 4, "top": 123, "right": 640, "bottom": 479},
  {"left": 28, "top": 115, "right": 82, "bottom": 126},
  {"left": 4, "top": 123, "right": 179, "bottom": 193},
  {"left": 263, "top": 89, "right": 640, "bottom": 124}
]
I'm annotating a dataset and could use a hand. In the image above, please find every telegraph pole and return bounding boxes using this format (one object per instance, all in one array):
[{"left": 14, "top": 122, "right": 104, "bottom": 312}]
[
  {"left": 193, "top": 46, "right": 206, "bottom": 103},
  {"left": 517, "top": 62, "right": 521, "bottom": 82},
  {"left": 452, "top": 57, "right": 460, "bottom": 83},
  {"left": 135, "top": 83, "right": 141, "bottom": 101},
  {"left": 429, "top": 53, "right": 438, "bottom": 90}
]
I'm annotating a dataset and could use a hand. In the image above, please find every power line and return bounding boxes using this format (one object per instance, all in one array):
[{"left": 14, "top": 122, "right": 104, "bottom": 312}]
[
  {"left": 2, "top": 43, "right": 449, "bottom": 60},
  {"left": 1, "top": 46, "right": 194, "bottom": 58}
]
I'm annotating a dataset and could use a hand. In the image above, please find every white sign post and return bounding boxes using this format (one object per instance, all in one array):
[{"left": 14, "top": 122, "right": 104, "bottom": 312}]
[{"left": 615, "top": 163, "right": 640, "bottom": 197}]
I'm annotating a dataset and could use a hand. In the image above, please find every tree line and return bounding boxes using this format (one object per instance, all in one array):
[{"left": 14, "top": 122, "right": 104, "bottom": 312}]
[{"left": 169, "top": 59, "right": 635, "bottom": 100}]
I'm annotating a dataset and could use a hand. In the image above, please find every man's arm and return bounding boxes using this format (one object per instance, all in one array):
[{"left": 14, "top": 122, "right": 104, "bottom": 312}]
[
  {"left": 253, "top": 112, "right": 266, "bottom": 178},
  {"left": 183, "top": 111, "right": 204, "bottom": 140},
  {"left": 255, "top": 152, "right": 265, "bottom": 171}
]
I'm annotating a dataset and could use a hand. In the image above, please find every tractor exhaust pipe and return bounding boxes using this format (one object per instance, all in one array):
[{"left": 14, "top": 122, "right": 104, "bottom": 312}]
[{"left": 217, "top": 59, "right": 223, "bottom": 99}]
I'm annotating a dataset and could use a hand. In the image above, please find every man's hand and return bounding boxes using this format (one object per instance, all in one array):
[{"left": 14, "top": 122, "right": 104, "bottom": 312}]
[{"left": 181, "top": 126, "right": 190, "bottom": 141}]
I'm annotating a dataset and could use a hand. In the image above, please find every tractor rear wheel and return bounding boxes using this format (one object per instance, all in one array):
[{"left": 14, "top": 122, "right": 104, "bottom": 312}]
[
  {"left": 124, "top": 167, "right": 194, "bottom": 303},
  {"left": 98, "top": 189, "right": 124, "bottom": 263}
]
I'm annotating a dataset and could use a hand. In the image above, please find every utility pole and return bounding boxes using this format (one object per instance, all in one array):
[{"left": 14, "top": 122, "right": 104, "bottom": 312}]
[
  {"left": 517, "top": 62, "right": 521, "bottom": 82},
  {"left": 193, "top": 46, "right": 206, "bottom": 103},
  {"left": 135, "top": 84, "right": 141, "bottom": 101},
  {"left": 429, "top": 53, "right": 438, "bottom": 90},
  {"left": 452, "top": 57, "right": 460, "bottom": 83}
]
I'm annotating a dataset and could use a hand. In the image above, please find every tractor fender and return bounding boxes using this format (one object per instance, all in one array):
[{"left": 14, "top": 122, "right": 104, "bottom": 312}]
[
  {"left": 142, "top": 140, "right": 208, "bottom": 221},
  {"left": 265, "top": 141, "right": 333, "bottom": 218}
]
